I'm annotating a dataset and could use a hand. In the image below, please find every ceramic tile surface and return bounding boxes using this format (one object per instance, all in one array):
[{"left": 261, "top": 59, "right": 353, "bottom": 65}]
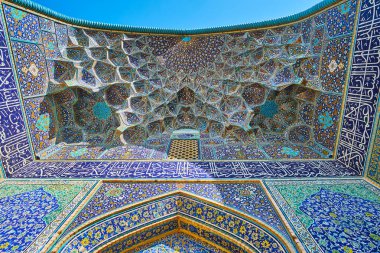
[
  {"left": 367, "top": 112, "right": 380, "bottom": 184},
  {"left": 0, "top": 4, "right": 33, "bottom": 177},
  {"left": 2, "top": 1, "right": 360, "bottom": 162},
  {"left": 337, "top": 0, "right": 380, "bottom": 173},
  {"left": 0, "top": 0, "right": 377, "bottom": 182},
  {"left": 1, "top": 1, "right": 380, "bottom": 253},
  {"left": 60, "top": 196, "right": 291, "bottom": 253},
  {"left": 9, "top": 160, "right": 359, "bottom": 179},
  {"left": 265, "top": 179, "right": 380, "bottom": 253},
  {"left": 62, "top": 182, "right": 291, "bottom": 242},
  {"left": 0, "top": 180, "right": 95, "bottom": 253},
  {"left": 131, "top": 232, "right": 223, "bottom": 253}
]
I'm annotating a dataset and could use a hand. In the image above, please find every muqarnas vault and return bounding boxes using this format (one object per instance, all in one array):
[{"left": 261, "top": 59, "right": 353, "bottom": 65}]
[
  {"left": 0, "top": 0, "right": 380, "bottom": 253},
  {"left": 3, "top": 0, "right": 357, "bottom": 161}
]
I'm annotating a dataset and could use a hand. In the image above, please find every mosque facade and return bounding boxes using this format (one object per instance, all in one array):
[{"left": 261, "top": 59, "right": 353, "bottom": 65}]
[{"left": 0, "top": 0, "right": 379, "bottom": 252}]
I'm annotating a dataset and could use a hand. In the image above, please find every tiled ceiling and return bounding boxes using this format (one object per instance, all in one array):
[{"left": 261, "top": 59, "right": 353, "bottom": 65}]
[{"left": 4, "top": 1, "right": 357, "bottom": 161}]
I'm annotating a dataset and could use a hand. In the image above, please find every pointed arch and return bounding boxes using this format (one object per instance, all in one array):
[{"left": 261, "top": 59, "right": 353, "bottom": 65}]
[
  {"left": 96, "top": 216, "right": 254, "bottom": 253},
  {"left": 52, "top": 191, "right": 296, "bottom": 252}
]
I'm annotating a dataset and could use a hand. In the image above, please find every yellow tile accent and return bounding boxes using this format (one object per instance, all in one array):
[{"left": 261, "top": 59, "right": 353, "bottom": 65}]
[{"left": 168, "top": 140, "right": 199, "bottom": 160}]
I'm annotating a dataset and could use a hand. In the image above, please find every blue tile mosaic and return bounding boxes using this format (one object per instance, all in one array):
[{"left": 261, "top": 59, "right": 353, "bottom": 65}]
[
  {"left": 0, "top": 188, "right": 59, "bottom": 252},
  {"left": 0, "top": 180, "right": 94, "bottom": 253},
  {"left": 0, "top": 0, "right": 378, "bottom": 180},
  {"left": 0, "top": 1, "right": 379, "bottom": 253},
  {"left": 1, "top": 1, "right": 363, "bottom": 164},
  {"left": 265, "top": 179, "right": 380, "bottom": 253},
  {"left": 58, "top": 196, "right": 292, "bottom": 253},
  {"left": 9, "top": 160, "right": 359, "bottom": 178},
  {"left": 3, "top": 5, "right": 40, "bottom": 42},
  {"left": 0, "top": 5, "right": 33, "bottom": 176},
  {"left": 337, "top": 0, "right": 380, "bottom": 174}
]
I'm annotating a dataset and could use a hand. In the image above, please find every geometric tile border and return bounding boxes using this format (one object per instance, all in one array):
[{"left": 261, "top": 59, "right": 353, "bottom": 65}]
[
  {"left": 10, "top": 160, "right": 360, "bottom": 179},
  {"left": 366, "top": 105, "right": 380, "bottom": 184}
]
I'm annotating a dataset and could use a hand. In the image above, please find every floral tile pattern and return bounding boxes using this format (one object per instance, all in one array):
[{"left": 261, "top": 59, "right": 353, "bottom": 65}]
[
  {"left": 3, "top": 5, "right": 39, "bottom": 42},
  {"left": 314, "top": 94, "right": 342, "bottom": 151},
  {"left": 0, "top": 0, "right": 376, "bottom": 187},
  {"left": 265, "top": 179, "right": 380, "bottom": 253},
  {"left": 0, "top": 180, "right": 95, "bottom": 253},
  {"left": 59, "top": 196, "right": 291, "bottom": 253},
  {"left": 23, "top": 97, "right": 56, "bottom": 153},
  {"left": 11, "top": 41, "right": 48, "bottom": 97},
  {"left": 131, "top": 232, "right": 223, "bottom": 253},
  {"left": 61, "top": 182, "right": 291, "bottom": 243},
  {"left": 107, "top": 220, "right": 249, "bottom": 253},
  {"left": 301, "top": 188, "right": 380, "bottom": 253},
  {"left": 62, "top": 183, "right": 178, "bottom": 236},
  {"left": 0, "top": 188, "right": 58, "bottom": 252},
  {"left": 2, "top": 1, "right": 359, "bottom": 161},
  {"left": 181, "top": 183, "right": 290, "bottom": 238},
  {"left": 0, "top": 0, "right": 379, "bottom": 252}
]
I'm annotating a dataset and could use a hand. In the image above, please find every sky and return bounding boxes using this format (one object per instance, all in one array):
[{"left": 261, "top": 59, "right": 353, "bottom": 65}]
[{"left": 33, "top": 0, "right": 322, "bottom": 30}]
